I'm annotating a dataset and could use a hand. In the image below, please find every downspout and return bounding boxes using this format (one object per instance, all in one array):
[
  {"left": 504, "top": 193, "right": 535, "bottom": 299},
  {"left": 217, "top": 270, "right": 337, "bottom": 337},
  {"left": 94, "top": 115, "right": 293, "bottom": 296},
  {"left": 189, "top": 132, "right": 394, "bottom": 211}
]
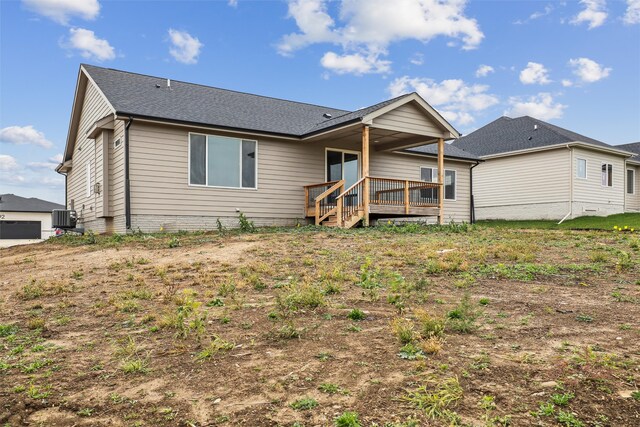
[
  {"left": 469, "top": 161, "right": 480, "bottom": 224},
  {"left": 125, "top": 117, "right": 133, "bottom": 230},
  {"left": 558, "top": 144, "right": 573, "bottom": 224}
]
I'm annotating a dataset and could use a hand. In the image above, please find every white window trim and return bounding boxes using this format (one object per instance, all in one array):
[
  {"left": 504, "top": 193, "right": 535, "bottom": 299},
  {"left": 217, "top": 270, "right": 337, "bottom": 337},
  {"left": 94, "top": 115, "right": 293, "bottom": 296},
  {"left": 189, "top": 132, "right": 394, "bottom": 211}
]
[
  {"left": 419, "top": 166, "right": 457, "bottom": 201},
  {"left": 85, "top": 162, "right": 91, "bottom": 198},
  {"left": 324, "top": 147, "right": 361, "bottom": 183},
  {"left": 627, "top": 168, "right": 635, "bottom": 195},
  {"left": 187, "top": 132, "right": 258, "bottom": 190},
  {"left": 601, "top": 162, "right": 613, "bottom": 188},
  {"left": 576, "top": 158, "right": 587, "bottom": 180}
]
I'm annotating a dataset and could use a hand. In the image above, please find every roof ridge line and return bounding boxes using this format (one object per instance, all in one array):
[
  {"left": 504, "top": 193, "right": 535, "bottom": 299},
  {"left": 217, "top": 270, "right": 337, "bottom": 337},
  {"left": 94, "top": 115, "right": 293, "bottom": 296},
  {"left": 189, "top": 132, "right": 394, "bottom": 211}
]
[{"left": 81, "top": 63, "right": 351, "bottom": 114}]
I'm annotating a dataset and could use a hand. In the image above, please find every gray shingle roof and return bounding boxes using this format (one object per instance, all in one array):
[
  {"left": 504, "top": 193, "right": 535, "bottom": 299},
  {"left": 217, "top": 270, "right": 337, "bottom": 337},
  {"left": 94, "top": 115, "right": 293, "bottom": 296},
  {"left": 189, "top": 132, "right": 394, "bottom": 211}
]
[
  {"left": 618, "top": 142, "right": 640, "bottom": 163},
  {"left": 451, "top": 116, "right": 612, "bottom": 157},
  {"left": 405, "top": 143, "right": 480, "bottom": 161},
  {"left": 84, "top": 64, "right": 370, "bottom": 137},
  {"left": 0, "top": 194, "right": 64, "bottom": 213}
]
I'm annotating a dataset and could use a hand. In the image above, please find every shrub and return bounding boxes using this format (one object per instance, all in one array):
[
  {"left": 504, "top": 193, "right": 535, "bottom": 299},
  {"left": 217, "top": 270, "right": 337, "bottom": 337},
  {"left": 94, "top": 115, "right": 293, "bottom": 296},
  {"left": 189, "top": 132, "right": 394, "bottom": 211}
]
[{"left": 238, "top": 212, "right": 255, "bottom": 233}]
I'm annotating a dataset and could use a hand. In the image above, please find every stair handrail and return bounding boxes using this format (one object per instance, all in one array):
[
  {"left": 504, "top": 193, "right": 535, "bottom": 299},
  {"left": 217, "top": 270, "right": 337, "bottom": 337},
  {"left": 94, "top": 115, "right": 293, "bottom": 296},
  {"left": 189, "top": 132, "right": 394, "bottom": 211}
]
[
  {"left": 314, "top": 179, "right": 345, "bottom": 225},
  {"left": 336, "top": 176, "right": 366, "bottom": 200}
]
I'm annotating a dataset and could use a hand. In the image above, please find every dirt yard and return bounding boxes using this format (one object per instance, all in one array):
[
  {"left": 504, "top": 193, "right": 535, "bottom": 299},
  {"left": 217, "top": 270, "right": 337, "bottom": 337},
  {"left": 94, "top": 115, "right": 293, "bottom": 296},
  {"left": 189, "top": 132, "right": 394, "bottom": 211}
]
[{"left": 1, "top": 225, "right": 639, "bottom": 426}]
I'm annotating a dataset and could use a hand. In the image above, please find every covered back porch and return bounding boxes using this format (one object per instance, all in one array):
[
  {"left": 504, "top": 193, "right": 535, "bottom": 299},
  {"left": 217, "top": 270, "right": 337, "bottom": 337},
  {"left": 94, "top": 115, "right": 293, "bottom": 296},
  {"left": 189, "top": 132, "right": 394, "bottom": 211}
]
[{"left": 301, "top": 94, "right": 458, "bottom": 228}]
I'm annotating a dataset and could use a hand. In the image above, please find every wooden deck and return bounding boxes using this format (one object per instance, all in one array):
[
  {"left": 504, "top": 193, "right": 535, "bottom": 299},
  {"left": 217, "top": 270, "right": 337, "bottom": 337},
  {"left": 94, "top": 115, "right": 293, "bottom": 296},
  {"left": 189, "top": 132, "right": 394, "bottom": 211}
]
[{"left": 304, "top": 177, "right": 441, "bottom": 228}]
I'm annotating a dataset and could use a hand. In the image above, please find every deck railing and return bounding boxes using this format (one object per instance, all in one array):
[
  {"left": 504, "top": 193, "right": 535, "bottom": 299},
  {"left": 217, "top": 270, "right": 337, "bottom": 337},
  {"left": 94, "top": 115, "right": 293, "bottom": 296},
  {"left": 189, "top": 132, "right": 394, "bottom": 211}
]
[
  {"left": 303, "top": 180, "right": 344, "bottom": 225},
  {"left": 304, "top": 176, "right": 441, "bottom": 227},
  {"left": 336, "top": 177, "right": 365, "bottom": 226}
]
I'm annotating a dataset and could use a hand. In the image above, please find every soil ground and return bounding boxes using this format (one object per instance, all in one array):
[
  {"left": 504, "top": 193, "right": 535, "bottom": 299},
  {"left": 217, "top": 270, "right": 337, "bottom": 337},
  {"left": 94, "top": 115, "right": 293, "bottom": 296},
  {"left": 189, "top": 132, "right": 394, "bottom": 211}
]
[{"left": 0, "top": 225, "right": 639, "bottom": 426}]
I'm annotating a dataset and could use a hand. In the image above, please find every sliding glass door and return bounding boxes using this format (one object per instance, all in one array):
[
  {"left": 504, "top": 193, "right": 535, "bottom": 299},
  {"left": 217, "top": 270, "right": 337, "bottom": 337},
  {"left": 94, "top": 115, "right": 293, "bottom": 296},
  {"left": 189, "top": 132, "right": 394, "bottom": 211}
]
[{"left": 326, "top": 149, "right": 360, "bottom": 189}]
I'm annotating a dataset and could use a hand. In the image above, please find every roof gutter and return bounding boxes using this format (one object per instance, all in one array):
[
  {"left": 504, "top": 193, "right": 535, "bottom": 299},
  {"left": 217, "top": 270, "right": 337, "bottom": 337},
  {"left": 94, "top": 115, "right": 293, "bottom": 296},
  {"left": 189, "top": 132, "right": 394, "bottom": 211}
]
[
  {"left": 125, "top": 117, "right": 133, "bottom": 230},
  {"left": 481, "top": 141, "right": 636, "bottom": 160}
]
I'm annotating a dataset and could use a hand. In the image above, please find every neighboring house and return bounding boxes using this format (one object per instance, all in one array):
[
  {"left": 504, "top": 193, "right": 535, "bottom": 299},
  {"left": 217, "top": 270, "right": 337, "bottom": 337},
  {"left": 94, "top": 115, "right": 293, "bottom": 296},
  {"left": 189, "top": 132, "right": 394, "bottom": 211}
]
[
  {"left": 616, "top": 142, "right": 640, "bottom": 212},
  {"left": 0, "top": 194, "right": 63, "bottom": 248},
  {"left": 57, "top": 64, "right": 479, "bottom": 233},
  {"left": 451, "top": 116, "right": 638, "bottom": 221}
]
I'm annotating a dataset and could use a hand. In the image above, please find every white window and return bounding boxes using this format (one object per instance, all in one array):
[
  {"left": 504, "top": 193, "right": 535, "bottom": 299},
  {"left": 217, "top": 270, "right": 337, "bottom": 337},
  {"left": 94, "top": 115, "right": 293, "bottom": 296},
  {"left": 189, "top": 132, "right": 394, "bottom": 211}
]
[
  {"left": 189, "top": 133, "right": 257, "bottom": 189},
  {"left": 601, "top": 163, "right": 613, "bottom": 187},
  {"left": 576, "top": 158, "right": 587, "bottom": 179},
  {"left": 420, "top": 167, "right": 456, "bottom": 200},
  {"left": 85, "top": 162, "right": 91, "bottom": 197},
  {"left": 627, "top": 169, "right": 635, "bottom": 195}
]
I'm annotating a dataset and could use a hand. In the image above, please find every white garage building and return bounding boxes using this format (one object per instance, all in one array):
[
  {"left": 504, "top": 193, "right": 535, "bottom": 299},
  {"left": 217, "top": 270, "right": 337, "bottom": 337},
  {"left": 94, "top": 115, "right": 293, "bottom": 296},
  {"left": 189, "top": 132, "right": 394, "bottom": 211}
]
[{"left": 0, "top": 194, "right": 64, "bottom": 248}]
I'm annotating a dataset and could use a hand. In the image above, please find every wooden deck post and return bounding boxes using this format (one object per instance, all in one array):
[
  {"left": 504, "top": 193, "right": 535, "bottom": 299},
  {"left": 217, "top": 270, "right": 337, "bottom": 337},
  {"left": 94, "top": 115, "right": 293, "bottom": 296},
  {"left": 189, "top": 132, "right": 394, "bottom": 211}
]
[
  {"left": 437, "top": 137, "right": 444, "bottom": 225},
  {"left": 304, "top": 186, "right": 309, "bottom": 217},
  {"left": 362, "top": 125, "right": 370, "bottom": 226},
  {"left": 404, "top": 180, "right": 410, "bottom": 214}
]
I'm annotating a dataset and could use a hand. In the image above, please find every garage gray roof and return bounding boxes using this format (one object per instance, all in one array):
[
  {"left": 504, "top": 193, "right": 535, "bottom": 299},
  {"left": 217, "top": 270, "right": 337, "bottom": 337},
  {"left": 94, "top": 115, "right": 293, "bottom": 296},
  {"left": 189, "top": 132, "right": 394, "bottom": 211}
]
[
  {"left": 83, "top": 64, "right": 413, "bottom": 137},
  {"left": 405, "top": 143, "right": 480, "bottom": 161},
  {"left": 0, "top": 194, "right": 64, "bottom": 213},
  {"left": 451, "top": 116, "right": 611, "bottom": 157}
]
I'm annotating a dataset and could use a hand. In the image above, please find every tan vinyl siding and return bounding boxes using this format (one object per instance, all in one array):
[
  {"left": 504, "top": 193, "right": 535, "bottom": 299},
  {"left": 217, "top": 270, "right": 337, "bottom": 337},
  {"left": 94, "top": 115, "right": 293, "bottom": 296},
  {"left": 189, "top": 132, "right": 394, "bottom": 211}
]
[
  {"left": 110, "top": 120, "right": 126, "bottom": 219},
  {"left": 626, "top": 164, "right": 640, "bottom": 211},
  {"left": 370, "top": 151, "right": 470, "bottom": 222},
  {"left": 127, "top": 122, "right": 470, "bottom": 222},
  {"left": 473, "top": 149, "right": 570, "bottom": 208},
  {"left": 129, "top": 123, "right": 341, "bottom": 218},
  {"left": 373, "top": 102, "right": 443, "bottom": 136},
  {"left": 66, "top": 81, "right": 113, "bottom": 225},
  {"left": 571, "top": 147, "right": 625, "bottom": 207}
]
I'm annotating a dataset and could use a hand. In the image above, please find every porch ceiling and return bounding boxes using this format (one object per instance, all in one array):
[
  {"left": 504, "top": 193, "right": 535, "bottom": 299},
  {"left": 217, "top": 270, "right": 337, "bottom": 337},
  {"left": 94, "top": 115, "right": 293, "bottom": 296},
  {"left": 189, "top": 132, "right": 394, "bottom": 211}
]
[{"left": 304, "top": 123, "right": 440, "bottom": 151}]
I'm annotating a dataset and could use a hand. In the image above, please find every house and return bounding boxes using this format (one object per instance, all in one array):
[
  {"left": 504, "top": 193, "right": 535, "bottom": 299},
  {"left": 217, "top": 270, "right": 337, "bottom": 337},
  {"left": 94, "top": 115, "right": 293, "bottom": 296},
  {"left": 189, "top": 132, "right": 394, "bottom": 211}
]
[
  {"left": 616, "top": 142, "right": 640, "bottom": 212},
  {"left": 56, "top": 64, "right": 479, "bottom": 233},
  {"left": 0, "top": 194, "right": 64, "bottom": 247},
  {"left": 451, "top": 116, "right": 638, "bottom": 221}
]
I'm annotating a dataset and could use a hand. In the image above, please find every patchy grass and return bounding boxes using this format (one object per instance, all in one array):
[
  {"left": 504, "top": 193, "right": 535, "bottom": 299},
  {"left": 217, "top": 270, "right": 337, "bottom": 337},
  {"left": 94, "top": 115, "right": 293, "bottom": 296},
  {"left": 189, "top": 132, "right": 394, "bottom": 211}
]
[
  {"left": 479, "top": 212, "right": 640, "bottom": 230},
  {"left": 0, "top": 225, "right": 638, "bottom": 426}
]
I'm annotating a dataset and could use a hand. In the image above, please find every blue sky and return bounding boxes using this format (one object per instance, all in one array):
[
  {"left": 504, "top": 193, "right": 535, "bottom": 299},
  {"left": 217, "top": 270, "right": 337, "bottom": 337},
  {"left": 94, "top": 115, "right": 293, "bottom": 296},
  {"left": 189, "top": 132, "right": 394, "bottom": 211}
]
[{"left": 1, "top": 0, "right": 639, "bottom": 204}]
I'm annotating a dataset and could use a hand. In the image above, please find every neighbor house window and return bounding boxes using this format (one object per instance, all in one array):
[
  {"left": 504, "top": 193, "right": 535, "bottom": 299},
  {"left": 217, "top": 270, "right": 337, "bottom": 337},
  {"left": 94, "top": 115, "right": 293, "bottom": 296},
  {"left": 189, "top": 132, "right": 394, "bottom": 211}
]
[
  {"left": 189, "top": 133, "right": 257, "bottom": 188},
  {"left": 601, "top": 163, "right": 613, "bottom": 187},
  {"left": 420, "top": 167, "right": 456, "bottom": 200},
  {"left": 86, "top": 162, "right": 91, "bottom": 197},
  {"left": 576, "top": 158, "right": 587, "bottom": 179},
  {"left": 627, "top": 169, "right": 635, "bottom": 194}
]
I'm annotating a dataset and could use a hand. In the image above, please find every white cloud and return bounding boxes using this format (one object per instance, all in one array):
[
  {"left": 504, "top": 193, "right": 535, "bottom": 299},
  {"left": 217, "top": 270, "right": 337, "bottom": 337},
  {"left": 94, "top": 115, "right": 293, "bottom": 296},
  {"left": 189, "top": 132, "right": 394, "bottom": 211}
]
[
  {"left": 278, "top": 0, "right": 483, "bottom": 75},
  {"left": 475, "top": 64, "right": 494, "bottom": 78},
  {"left": 561, "top": 79, "right": 573, "bottom": 87},
  {"left": 320, "top": 51, "right": 391, "bottom": 74},
  {"left": 65, "top": 27, "right": 115, "bottom": 61},
  {"left": 514, "top": 3, "right": 555, "bottom": 24},
  {"left": 519, "top": 62, "right": 551, "bottom": 85},
  {"left": 506, "top": 93, "right": 566, "bottom": 120},
  {"left": 168, "top": 29, "right": 203, "bottom": 64},
  {"left": 23, "top": 0, "right": 100, "bottom": 25},
  {"left": 0, "top": 155, "right": 19, "bottom": 171},
  {"left": 27, "top": 154, "right": 63, "bottom": 171},
  {"left": 624, "top": 0, "right": 640, "bottom": 24},
  {"left": 0, "top": 125, "right": 53, "bottom": 148},
  {"left": 50, "top": 153, "right": 64, "bottom": 163},
  {"left": 388, "top": 76, "right": 499, "bottom": 125},
  {"left": 571, "top": 0, "right": 607, "bottom": 29},
  {"left": 228, "top": 0, "right": 238, "bottom": 6},
  {"left": 410, "top": 53, "right": 424, "bottom": 65},
  {"left": 568, "top": 57, "right": 611, "bottom": 83}
]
